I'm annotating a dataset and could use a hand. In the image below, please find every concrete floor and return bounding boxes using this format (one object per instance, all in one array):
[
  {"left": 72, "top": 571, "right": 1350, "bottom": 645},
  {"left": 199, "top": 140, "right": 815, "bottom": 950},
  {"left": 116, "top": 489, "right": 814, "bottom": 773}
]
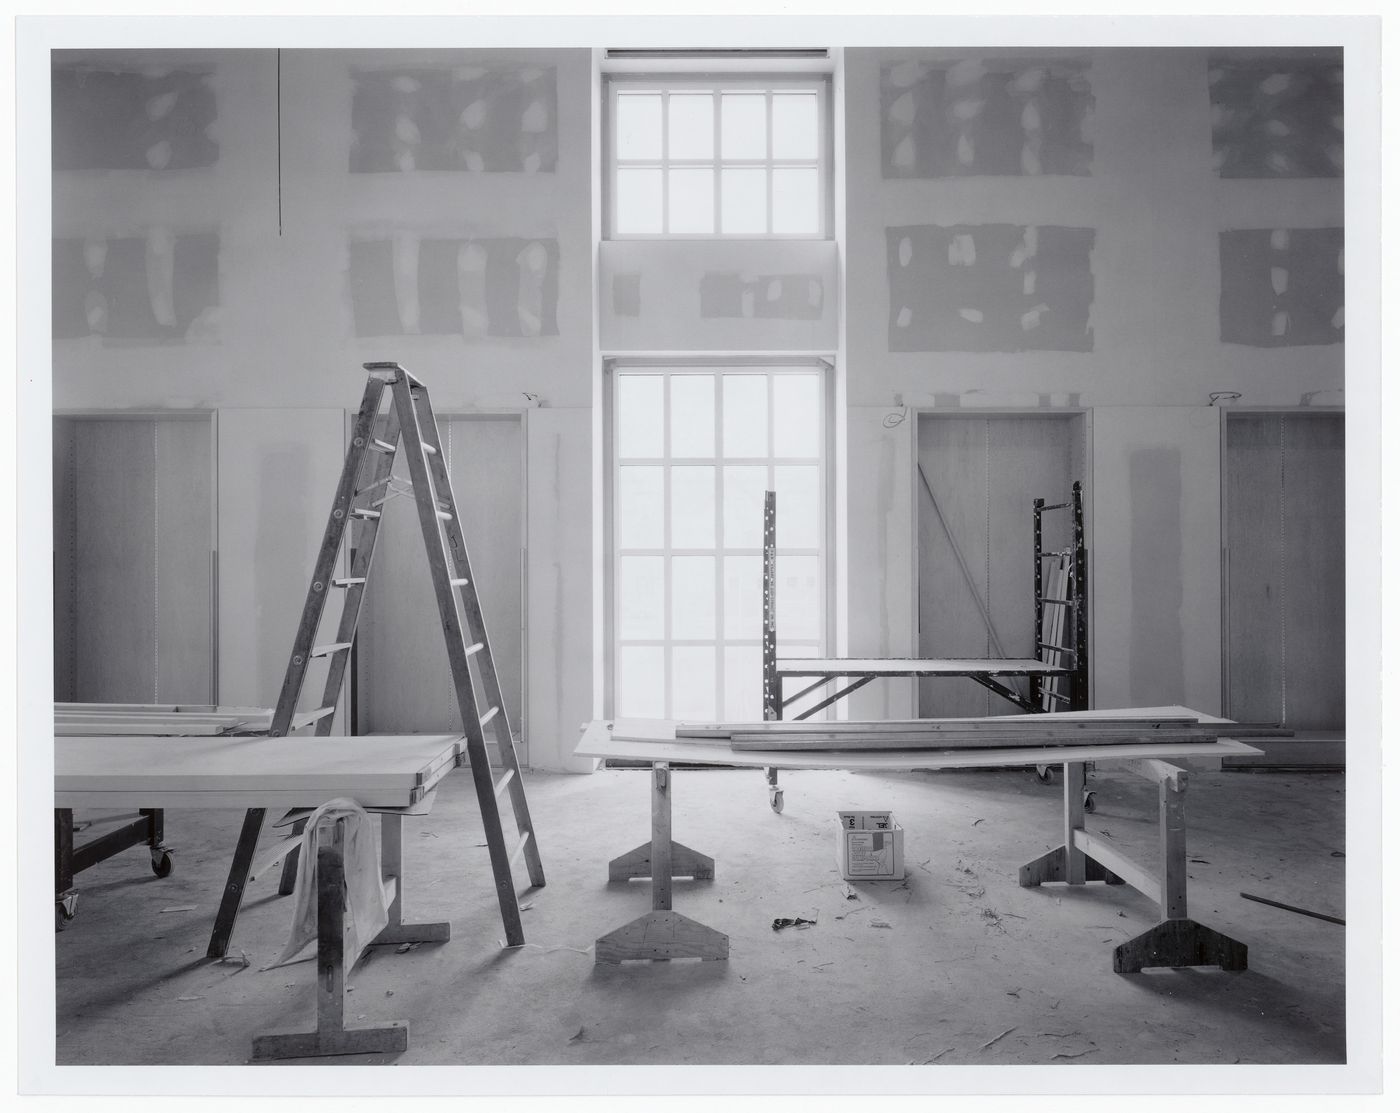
[{"left": 54, "top": 762, "right": 1346, "bottom": 1068}]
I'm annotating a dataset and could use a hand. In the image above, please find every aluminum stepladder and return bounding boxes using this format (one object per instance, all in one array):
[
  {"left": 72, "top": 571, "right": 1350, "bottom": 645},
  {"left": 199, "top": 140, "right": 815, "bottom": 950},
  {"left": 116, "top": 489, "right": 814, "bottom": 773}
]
[{"left": 206, "top": 361, "right": 544, "bottom": 959}]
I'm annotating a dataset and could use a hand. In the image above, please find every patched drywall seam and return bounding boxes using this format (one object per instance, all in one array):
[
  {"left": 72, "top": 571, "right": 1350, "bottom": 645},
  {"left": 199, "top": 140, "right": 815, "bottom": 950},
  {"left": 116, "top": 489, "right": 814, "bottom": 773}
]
[
  {"left": 52, "top": 65, "right": 218, "bottom": 171},
  {"left": 699, "top": 273, "right": 824, "bottom": 320},
  {"left": 887, "top": 224, "right": 1094, "bottom": 351},
  {"left": 1219, "top": 227, "right": 1344, "bottom": 346},
  {"left": 1129, "top": 446, "right": 1185, "bottom": 705},
  {"left": 350, "top": 66, "right": 558, "bottom": 173},
  {"left": 349, "top": 234, "right": 560, "bottom": 338},
  {"left": 1208, "top": 56, "right": 1343, "bottom": 178},
  {"left": 53, "top": 231, "right": 221, "bottom": 342},
  {"left": 881, "top": 57, "right": 1093, "bottom": 178}
]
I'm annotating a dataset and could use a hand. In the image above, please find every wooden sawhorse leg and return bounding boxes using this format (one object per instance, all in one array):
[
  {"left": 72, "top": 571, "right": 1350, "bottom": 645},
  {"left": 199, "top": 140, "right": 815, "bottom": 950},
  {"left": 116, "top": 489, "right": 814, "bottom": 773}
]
[
  {"left": 595, "top": 763, "right": 728, "bottom": 963},
  {"left": 1019, "top": 759, "right": 1247, "bottom": 972},
  {"left": 251, "top": 814, "right": 448, "bottom": 1060}
]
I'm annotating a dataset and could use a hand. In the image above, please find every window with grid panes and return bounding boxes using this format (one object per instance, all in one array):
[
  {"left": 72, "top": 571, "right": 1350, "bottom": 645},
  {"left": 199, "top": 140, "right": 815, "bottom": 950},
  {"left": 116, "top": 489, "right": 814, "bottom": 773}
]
[
  {"left": 612, "top": 367, "right": 827, "bottom": 721},
  {"left": 608, "top": 80, "right": 828, "bottom": 237}
]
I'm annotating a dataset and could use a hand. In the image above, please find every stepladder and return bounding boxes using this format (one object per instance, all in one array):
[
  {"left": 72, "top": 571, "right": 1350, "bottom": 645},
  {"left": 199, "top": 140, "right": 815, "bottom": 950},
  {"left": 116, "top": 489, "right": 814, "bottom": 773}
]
[{"left": 207, "top": 361, "right": 544, "bottom": 959}]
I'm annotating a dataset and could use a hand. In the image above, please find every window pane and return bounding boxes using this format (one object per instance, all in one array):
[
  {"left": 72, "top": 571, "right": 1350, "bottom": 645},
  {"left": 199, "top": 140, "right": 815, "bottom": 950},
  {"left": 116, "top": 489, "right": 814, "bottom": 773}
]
[
  {"left": 771, "top": 168, "right": 819, "bottom": 234},
  {"left": 618, "top": 555, "right": 664, "bottom": 639},
  {"left": 671, "top": 555, "right": 716, "bottom": 639},
  {"left": 671, "top": 646, "right": 717, "bottom": 722},
  {"left": 668, "top": 168, "right": 715, "bottom": 233},
  {"left": 616, "top": 93, "right": 662, "bottom": 160},
  {"left": 723, "top": 465, "right": 767, "bottom": 548},
  {"left": 670, "top": 465, "right": 715, "bottom": 548},
  {"left": 668, "top": 93, "right": 714, "bottom": 159},
  {"left": 720, "top": 168, "right": 767, "bottom": 234},
  {"left": 616, "top": 168, "right": 663, "bottom": 234},
  {"left": 617, "top": 374, "right": 663, "bottom": 457},
  {"left": 618, "top": 466, "right": 664, "bottom": 548},
  {"left": 670, "top": 375, "right": 715, "bottom": 457},
  {"left": 772, "top": 375, "right": 821, "bottom": 457},
  {"left": 775, "top": 465, "right": 821, "bottom": 550},
  {"left": 772, "top": 93, "right": 819, "bottom": 160},
  {"left": 723, "top": 645, "right": 762, "bottom": 721},
  {"left": 776, "top": 555, "right": 821, "bottom": 640},
  {"left": 617, "top": 646, "right": 665, "bottom": 718},
  {"left": 721, "top": 94, "right": 767, "bottom": 158},
  {"left": 722, "top": 375, "right": 768, "bottom": 457},
  {"left": 724, "top": 555, "right": 762, "bottom": 639}
]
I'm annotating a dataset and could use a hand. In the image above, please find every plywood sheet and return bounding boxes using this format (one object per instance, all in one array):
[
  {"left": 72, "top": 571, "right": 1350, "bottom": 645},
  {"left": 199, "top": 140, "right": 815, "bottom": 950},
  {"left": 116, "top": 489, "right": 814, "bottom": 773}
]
[
  {"left": 578, "top": 717, "right": 1258, "bottom": 770},
  {"left": 55, "top": 734, "right": 463, "bottom": 808}
]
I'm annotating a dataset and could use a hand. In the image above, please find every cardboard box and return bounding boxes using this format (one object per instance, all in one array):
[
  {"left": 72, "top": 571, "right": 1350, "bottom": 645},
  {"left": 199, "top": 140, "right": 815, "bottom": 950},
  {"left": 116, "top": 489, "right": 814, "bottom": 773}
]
[{"left": 837, "top": 811, "right": 904, "bottom": 881}]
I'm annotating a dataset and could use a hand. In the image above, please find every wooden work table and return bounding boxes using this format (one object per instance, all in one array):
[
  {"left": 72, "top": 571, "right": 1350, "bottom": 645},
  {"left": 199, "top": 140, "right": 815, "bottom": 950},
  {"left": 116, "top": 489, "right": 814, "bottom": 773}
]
[
  {"left": 576, "top": 708, "right": 1261, "bottom": 973},
  {"left": 54, "top": 731, "right": 466, "bottom": 1060}
]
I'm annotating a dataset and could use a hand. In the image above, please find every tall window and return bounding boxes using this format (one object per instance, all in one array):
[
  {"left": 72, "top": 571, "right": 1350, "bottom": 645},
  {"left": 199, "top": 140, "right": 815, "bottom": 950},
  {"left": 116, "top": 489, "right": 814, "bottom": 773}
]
[
  {"left": 608, "top": 80, "right": 828, "bottom": 237},
  {"left": 612, "top": 366, "right": 827, "bottom": 721}
]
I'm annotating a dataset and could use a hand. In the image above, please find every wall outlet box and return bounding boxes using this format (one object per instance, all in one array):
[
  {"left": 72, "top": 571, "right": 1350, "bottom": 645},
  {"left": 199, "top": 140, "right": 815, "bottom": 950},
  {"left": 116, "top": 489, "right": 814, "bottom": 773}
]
[{"left": 837, "top": 814, "right": 904, "bottom": 881}]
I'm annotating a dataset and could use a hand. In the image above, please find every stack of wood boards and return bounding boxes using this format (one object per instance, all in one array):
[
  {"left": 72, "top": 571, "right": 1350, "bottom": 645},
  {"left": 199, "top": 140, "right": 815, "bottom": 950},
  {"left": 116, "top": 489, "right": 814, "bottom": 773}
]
[
  {"left": 55, "top": 703, "right": 274, "bottom": 736},
  {"left": 676, "top": 716, "right": 1227, "bottom": 753},
  {"left": 54, "top": 734, "right": 465, "bottom": 809}
]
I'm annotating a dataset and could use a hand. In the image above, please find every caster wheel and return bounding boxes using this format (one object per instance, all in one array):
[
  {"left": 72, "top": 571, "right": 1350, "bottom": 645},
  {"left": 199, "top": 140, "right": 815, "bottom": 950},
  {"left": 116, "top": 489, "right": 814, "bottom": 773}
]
[
  {"left": 151, "top": 851, "right": 174, "bottom": 878},
  {"left": 56, "top": 892, "right": 78, "bottom": 931},
  {"left": 770, "top": 790, "right": 785, "bottom": 814},
  {"left": 1082, "top": 792, "right": 1097, "bottom": 814},
  {"left": 1035, "top": 766, "right": 1055, "bottom": 785}
]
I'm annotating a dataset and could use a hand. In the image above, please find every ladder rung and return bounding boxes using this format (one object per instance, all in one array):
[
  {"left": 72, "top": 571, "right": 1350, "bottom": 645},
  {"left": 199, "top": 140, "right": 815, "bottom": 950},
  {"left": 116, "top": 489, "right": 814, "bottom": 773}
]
[
  {"left": 333, "top": 577, "right": 367, "bottom": 587},
  {"left": 1043, "top": 690, "right": 1073, "bottom": 705},
  {"left": 1036, "top": 641, "right": 1075, "bottom": 655},
  {"left": 507, "top": 829, "right": 531, "bottom": 866},
  {"left": 1039, "top": 550, "right": 1073, "bottom": 560},
  {"left": 450, "top": 578, "right": 470, "bottom": 588},
  {"left": 421, "top": 443, "right": 439, "bottom": 455},
  {"left": 435, "top": 509, "right": 453, "bottom": 520},
  {"left": 310, "top": 642, "right": 353, "bottom": 657},
  {"left": 290, "top": 706, "right": 336, "bottom": 729},
  {"left": 480, "top": 706, "right": 501, "bottom": 728},
  {"left": 1040, "top": 597, "right": 1076, "bottom": 606},
  {"left": 493, "top": 768, "right": 516, "bottom": 799},
  {"left": 1039, "top": 500, "right": 1072, "bottom": 511},
  {"left": 465, "top": 641, "right": 484, "bottom": 656},
  {"left": 369, "top": 438, "right": 396, "bottom": 453},
  {"left": 351, "top": 507, "right": 381, "bottom": 520}
]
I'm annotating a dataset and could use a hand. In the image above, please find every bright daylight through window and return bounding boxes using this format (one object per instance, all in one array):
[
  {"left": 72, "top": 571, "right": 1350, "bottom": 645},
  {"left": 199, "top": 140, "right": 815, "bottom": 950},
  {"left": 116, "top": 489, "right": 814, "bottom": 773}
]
[{"left": 612, "top": 368, "right": 826, "bottom": 720}]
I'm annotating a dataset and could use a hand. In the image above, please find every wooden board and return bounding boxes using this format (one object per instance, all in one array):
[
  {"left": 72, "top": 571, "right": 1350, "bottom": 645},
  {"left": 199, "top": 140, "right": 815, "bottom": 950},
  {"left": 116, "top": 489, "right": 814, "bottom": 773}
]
[
  {"left": 774, "top": 657, "right": 1068, "bottom": 676},
  {"left": 55, "top": 734, "right": 464, "bottom": 808},
  {"left": 678, "top": 715, "right": 1203, "bottom": 737},
  {"left": 580, "top": 717, "right": 1261, "bottom": 771},
  {"left": 726, "top": 728, "right": 1221, "bottom": 752}
]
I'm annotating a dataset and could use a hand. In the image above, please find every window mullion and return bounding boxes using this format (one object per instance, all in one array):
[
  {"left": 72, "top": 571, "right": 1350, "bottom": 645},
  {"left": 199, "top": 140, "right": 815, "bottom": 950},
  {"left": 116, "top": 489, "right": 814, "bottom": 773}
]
[
  {"left": 662, "top": 373, "right": 673, "bottom": 718},
  {"left": 765, "top": 91, "right": 774, "bottom": 234}
]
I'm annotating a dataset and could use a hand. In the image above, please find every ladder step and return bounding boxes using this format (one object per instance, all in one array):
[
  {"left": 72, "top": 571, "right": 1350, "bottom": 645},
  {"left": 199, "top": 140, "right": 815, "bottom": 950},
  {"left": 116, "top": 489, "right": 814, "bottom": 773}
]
[
  {"left": 480, "top": 705, "right": 501, "bottom": 728},
  {"left": 350, "top": 507, "right": 381, "bottom": 520},
  {"left": 369, "top": 438, "right": 396, "bottom": 453},
  {"left": 332, "top": 577, "right": 367, "bottom": 587},
  {"left": 450, "top": 578, "right": 470, "bottom": 588},
  {"left": 493, "top": 768, "right": 516, "bottom": 799},
  {"left": 465, "top": 641, "right": 484, "bottom": 656},
  {"left": 507, "top": 829, "right": 531, "bottom": 866},
  {"left": 1036, "top": 641, "right": 1075, "bottom": 656},
  {"left": 1043, "top": 690, "right": 1073, "bottom": 705},
  {"left": 310, "top": 642, "right": 353, "bottom": 657},
  {"left": 1040, "top": 597, "right": 1076, "bottom": 606},
  {"left": 290, "top": 706, "right": 336, "bottom": 729},
  {"left": 435, "top": 509, "right": 453, "bottom": 520},
  {"left": 421, "top": 443, "right": 438, "bottom": 456}
]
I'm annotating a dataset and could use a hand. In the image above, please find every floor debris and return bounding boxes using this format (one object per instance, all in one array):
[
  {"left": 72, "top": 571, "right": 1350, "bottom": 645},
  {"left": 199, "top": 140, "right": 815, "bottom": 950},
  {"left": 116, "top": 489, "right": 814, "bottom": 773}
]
[
  {"left": 771, "top": 917, "right": 817, "bottom": 932},
  {"left": 158, "top": 906, "right": 198, "bottom": 914},
  {"left": 870, "top": 920, "right": 892, "bottom": 929},
  {"left": 978, "top": 1026, "right": 1017, "bottom": 1051},
  {"left": 1052, "top": 1048, "right": 1098, "bottom": 1060}
]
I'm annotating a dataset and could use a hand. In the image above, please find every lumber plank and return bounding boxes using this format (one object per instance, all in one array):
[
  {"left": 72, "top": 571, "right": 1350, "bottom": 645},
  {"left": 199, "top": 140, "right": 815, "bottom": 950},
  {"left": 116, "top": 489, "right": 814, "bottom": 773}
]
[
  {"left": 726, "top": 728, "right": 1222, "bottom": 752},
  {"left": 677, "top": 715, "right": 1201, "bottom": 738}
]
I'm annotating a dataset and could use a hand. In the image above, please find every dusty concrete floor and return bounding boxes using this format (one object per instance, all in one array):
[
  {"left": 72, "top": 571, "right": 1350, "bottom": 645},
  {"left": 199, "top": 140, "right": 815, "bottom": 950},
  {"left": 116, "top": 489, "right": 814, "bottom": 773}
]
[{"left": 54, "top": 763, "right": 1345, "bottom": 1068}]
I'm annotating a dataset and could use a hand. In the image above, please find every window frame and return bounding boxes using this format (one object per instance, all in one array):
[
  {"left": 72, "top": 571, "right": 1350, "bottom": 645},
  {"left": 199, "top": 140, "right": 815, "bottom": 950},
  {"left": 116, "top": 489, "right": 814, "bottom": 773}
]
[
  {"left": 604, "top": 73, "right": 833, "bottom": 241},
  {"left": 605, "top": 361, "right": 832, "bottom": 722}
]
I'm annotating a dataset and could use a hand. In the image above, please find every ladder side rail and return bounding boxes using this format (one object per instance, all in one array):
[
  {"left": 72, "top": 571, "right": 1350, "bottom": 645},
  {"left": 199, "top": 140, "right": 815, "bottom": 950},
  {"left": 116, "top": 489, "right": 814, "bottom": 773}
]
[
  {"left": 1071, "top": 481, "right": 1089, "bottom": 711},
  {"left": 762, "top": 491, "right": 779, "bottom": 721},
  {"left": 390, "top": 376, "right": 527, "bottom": 947},
  {"left": 310, "top": 404, "right": 405, "bottom": 735},
  {"left": 268, "top": 375, "right": 390, "bottom": 736},
  {"left": 412, "top": 389, "right": 544, "bottom": 889},
  {"left": 1032, "top": 497, "right": 1046, "bottom": 710}
]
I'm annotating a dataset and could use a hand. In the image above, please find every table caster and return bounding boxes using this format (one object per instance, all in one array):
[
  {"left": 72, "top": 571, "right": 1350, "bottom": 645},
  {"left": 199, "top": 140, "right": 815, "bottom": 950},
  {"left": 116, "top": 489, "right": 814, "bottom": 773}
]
[
  {"left": 1035, "top": 765, "right": 1055, "bottom": 785},
  {"left": 56, "top": 891, "right": 78, "bottom": 931},
  {"left": 1082, "top": 791, "right": 1097, "bottom": 814},
  {"left": 151, "top": 848, "right": 174, "bottom": 878},
  {"left": 769, "top": 788, "right": 785, "bottom": 814}
]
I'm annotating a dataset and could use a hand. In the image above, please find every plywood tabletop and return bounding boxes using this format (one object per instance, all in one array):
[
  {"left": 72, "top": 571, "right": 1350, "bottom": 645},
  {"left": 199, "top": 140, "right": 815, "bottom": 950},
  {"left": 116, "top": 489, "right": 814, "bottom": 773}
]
[{"left": 774, "top": 657, "right": 1069, "bottom": 676}]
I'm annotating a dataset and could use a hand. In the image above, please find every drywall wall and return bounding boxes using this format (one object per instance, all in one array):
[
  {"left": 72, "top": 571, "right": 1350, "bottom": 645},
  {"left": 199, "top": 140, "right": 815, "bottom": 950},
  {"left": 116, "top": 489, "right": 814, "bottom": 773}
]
[
  {"left": 598, "top": 238, "right": 839, "bottom": 352},
  {"left": 845, "top": 46, "right": 1343, "bottom": 715},
  {"left": 51, "top": 48, "right": 595, "bottom": 769}
]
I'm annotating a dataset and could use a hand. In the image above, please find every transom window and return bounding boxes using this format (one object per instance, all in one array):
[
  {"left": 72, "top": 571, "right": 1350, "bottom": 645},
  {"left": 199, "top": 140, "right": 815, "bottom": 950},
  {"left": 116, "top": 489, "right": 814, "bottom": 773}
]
[
  {"left": 611, "top": 366, "right": 827, "bottom": 721},
  {"left": 608, "top": 80, "right": 828, "bottom": 237}
]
